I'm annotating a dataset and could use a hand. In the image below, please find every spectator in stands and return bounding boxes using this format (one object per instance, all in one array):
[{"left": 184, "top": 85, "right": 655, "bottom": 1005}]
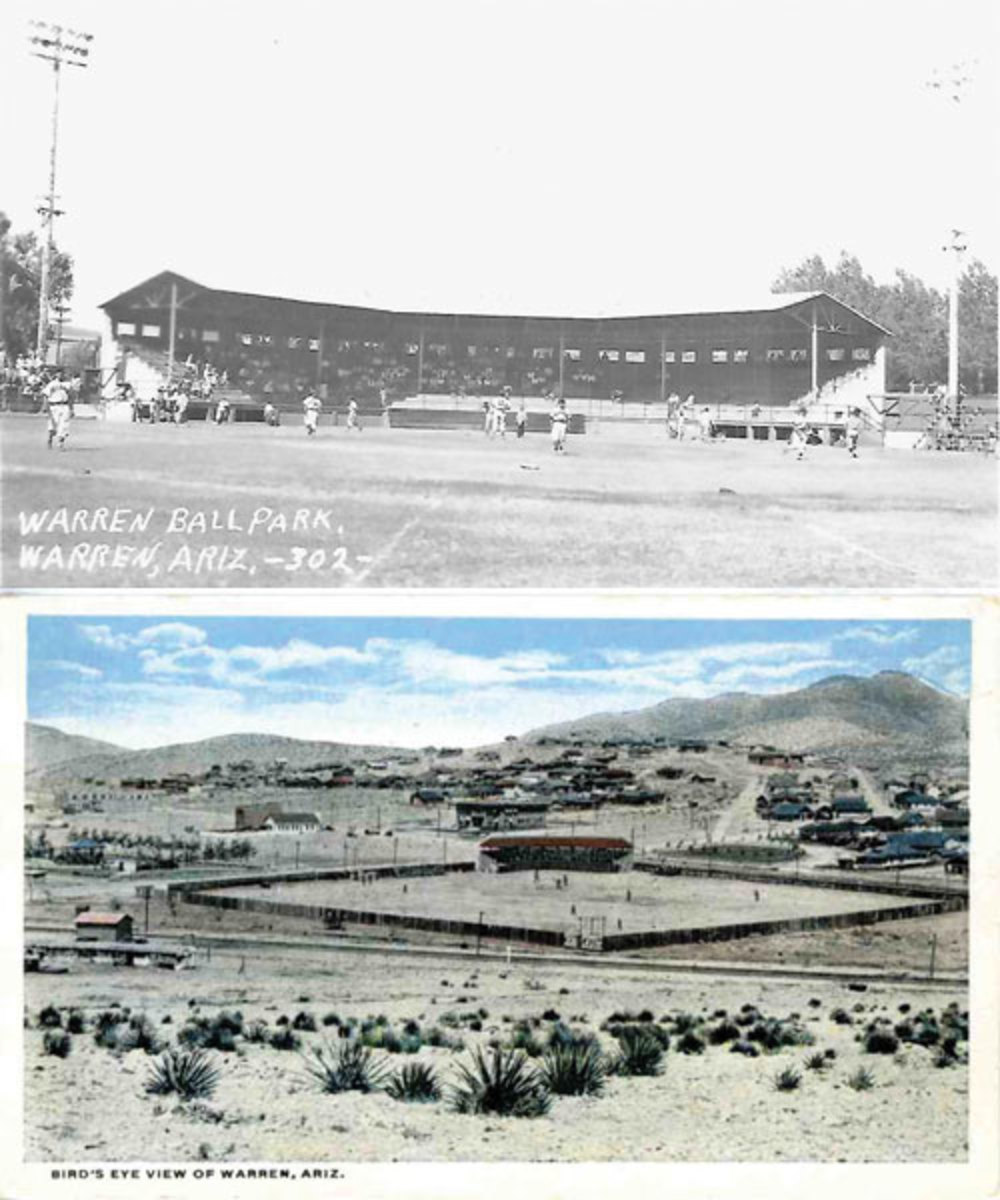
[{"left": 516, "top": 399, "right": 527, "bottom": 438}]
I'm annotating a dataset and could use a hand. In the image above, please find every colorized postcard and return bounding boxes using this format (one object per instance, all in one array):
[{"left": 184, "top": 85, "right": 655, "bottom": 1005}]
[{"left": 3, "top": 603, "right": 996, "bottom": 1200}]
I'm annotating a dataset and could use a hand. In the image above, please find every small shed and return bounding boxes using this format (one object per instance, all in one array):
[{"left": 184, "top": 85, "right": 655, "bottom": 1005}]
[{"left": 74, "top": 911, "right": 134, "bottom": 943}]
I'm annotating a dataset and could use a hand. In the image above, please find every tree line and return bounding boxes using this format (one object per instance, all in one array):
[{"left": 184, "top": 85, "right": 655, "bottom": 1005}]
[{"left": 773, "top": 251, "right": 997, "bottom": 394}]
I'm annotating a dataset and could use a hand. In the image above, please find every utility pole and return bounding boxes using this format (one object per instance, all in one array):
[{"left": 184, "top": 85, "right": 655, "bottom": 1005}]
[
  {"left": 944, "top": 230, "right": 967, "bottom": 415},
  {"left": 28, "top": 21, "right": 93, "bottom": 363},
  {"left": 929, "top": 932, "right": 938, "bottom": 980}
]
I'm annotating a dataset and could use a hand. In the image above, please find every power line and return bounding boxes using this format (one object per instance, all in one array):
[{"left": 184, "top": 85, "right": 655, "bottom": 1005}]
[{"left": 27, "top": 20, "right": 93, "bottom": 362}]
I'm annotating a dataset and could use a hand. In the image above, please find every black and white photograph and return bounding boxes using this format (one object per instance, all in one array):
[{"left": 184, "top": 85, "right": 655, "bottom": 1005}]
[
  {"left": 14, "top": 612, "right": 981, "bottom": 1171},
  {"left": 0, "top": 0, "right": 997, "bottom": 590}
]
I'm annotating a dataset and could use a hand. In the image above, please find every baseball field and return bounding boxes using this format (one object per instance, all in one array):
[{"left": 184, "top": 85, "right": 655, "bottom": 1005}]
[{"left": 2, "top": 414, "right": 996, "bottom": 588}]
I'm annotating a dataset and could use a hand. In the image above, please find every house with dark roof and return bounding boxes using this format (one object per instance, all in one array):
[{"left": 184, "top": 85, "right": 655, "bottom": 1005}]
[{"left": 261, "top": 811, "right": 322, "bottom": 833}]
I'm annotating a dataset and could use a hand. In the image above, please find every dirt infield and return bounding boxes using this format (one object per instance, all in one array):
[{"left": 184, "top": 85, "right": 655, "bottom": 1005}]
[
  {"left": 3, "top": 416, "right": 995, "bottom": 587},
  {"left": 213, "top": 868, "right": 907, "bottom": 936}
]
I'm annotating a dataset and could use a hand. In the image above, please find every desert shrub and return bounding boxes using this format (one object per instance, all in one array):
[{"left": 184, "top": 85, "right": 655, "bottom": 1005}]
[
  {"left": 729, "top": 1041, "right": 759, "bottom": 1057},
  {"left": 910, "top": 1018, "right": 940, "bottom": 1047},
  {"left": 894, "top": 1020, "right": 915, "bottom": 1041},
  {"left": 735, "top": 1007, "right": 761, "bottom": 1027},
  {"left": 269, "top": 1026, "right": 301, "bottom": 1052},
  {"left": 244, "top": 1020, "right": 270, "bottom": 1043},
  {"left": 399, "top": 1033, "right": 424, "bottom": 1055},
  {"left": 402, "top": 1018, "right": 421, "bottom": 1036},
  {"left": 541, "top": 1008, "right": 561, "bottom": 1022},
  {"left": 322, "top": 1012, "right": 341, "bottom": 1028},
  {"left": 213, "top": 1011, "right": 243, "bottom": 1035},
  {"left": 773, "top": 1066, "right": 802, "bottom": 1092},
  {"left": 292, "top": 1011, "right": 317, "bottom": 1032},
  {"left": 637, "top": 1008, "right": 655, "bottom": 1023},
  {"left": 450, "top": 1047, "right": 551, "bottom": 1117},
  {"left": 823, "top": 1048, "right": 837, "bottom": 1061},
  {"left": 847, "top": 1067, "right": 875, "bottom": 1091},
  {"left": 386, "top": 1062, "right": 442, "bottom": 1104},
  {"left": 941, "top": 1007, "right": 969, "bottom": 1041},
  {"left": 302, "top": 1038, "right": 390, "bottom": 1094},
  {"left": 203, "top": 1026, "right": 237, "bottom": 1053},
  {"left": 863, "top": 1025, "right": 899, "bottom": 1055},
  {"left": 508, "top": 1024, "right": 544, "bottom": 1058},
  {"left": 610, "top": 1026, "right": 665, "bottom": 1077},
  {"left": 541, "top": 1042, "right": 607, "bottom": 1097},
  {"left": 43, "top": 1030, "right": 72, "bottom": 1058},
  {"left": 670, "top": 1012, "right": 700, "bottom": 1035},
  {"left": 707, "top": 1019, "right": 741, "bottom": 1046},
  {"left": 676, "top": 1030, "right": 706, "bottom": 1056},
  {"left": 803, "top": 1052, "right": 828, "bottom": 1072},
  {"left": 178, "top": 1021, "right": 210, "bottom": 1049},
  {"left": 146, "top": 1049, "right": 220, "bottom": 1101},
  {"left": 830, "top": 1008, "right": 853, "bottom": 1026},
  {"left": 38, "top": 1005, "right": 62, "bottom": 1029},
  {"left": 65, "top": 1010, "right": 86, "bottom": 1035},
  {"left": 162, "top": 1015, "right": 173, "bottom": 1025},
  {"left": 898, "top": 1003, "right": 911, "bottom": 1015},
  {"left": 808, "top": 998, "right": 822, "bottom": 1009},
  {"left": 934, "top": 1048, "right": 960, "bottom": 1069},
  {"left": 119, "top": 1013, "right": 164, "bottom": 1055}
]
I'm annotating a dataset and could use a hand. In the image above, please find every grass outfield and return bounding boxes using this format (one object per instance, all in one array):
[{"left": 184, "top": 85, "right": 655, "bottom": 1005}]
[
  {"left": 2, "top": 414, "right": 996, "bottom": 587},
  {"left": 216, "top": 868, "right": 903, "bottom": 935}
]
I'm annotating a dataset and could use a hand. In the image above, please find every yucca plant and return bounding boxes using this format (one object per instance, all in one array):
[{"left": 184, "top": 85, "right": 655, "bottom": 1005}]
[
  {"left": 450, "top": 1047, "right": 551, "bottom": 1117},
  {"left": 145, "top": 1049, "right": 220, "bottom": 1101},
  {"left": 803, "top": 1052, "right": 829, "bottom": 1072},
  {"left": 38, "top": 1005, "right": 62, "bottom": 1029},
  {"left": 43, "top": 1030, "right": 72, "bottom": 1058},
  {"left": 847, "top": 1067, "right": 875, "bottom": 1092},
  {"left": 610, "top": 1026, "right": 665, "bottom": 1077},
  {"left": 773, "top": 1066, "right": 802, "bottom": 1092},
  {"left": 386, "top": 1062, "right": 442, "bottom": 1104},
  {"left": 540, "top": 1041, "right": 607, "bottom": 1096},
  {"left": 301, "top": 1038, "right": 390, "bottom": 1094},
  {"left": 269, "top": 1026, "right": 302, "bottom": 1052},
  {"left": 244, "top": 1019, "right": 270, "bottom": 1043}
]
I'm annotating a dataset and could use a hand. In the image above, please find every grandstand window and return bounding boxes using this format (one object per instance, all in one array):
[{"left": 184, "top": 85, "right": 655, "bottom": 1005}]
[
  {"left": 257, "top": 334, "right": 273, "bottom": 346},
  {"left": 599, "top": 349, "right": 620, "bottom": 362},
  {"left": 662, "top": 350, "right": 677, "bottom": 363},
  {"left": 505, "top": 346, "right": 517, "bottom": 359},
  {"left": 681, "top": 350, "right": 697, "bottom": 363},
  {"left": 287, "top": 336, "right": 302, "bottom": 349},
  {"left": 826, "top": 347, "right": 846, "bottom": 362},
  {"left": 336, "top": 340, "right": 354, "bottom": 353},
  {"left": 116, "top": 322, "right": 136, "bottom": 337},
  {"left": 564, "top": 348, "right": 582, "bottom": 361},
  {"left": 711, "top": 349, "right": 728, "bottom": 363},
  {"left": 240, "top": 333, "right": 253, "bottom": 346},
  {"left": 733, "top": 348, "right": 749, "bottom": 363},
  {"left": 201, "top": 330, "right": 220, "bottom": 343},
  {"left": 428, "top": 343, "right": 448, "bottom": 357},
  {"left": 789, "top": 347, "right": 808, "bottom": 362},
  {"left": 532, "top": 347, "right": 554, "bottom": 360},
  {"left": 308, "top": 338, "right": 320, "bottom": 351},
  {"left": 141, "top": 324, "right": 161, "bottom": 338},
  {"left": 405, "top": 343, "right": 419, "bottom": 356},
  {"left": 625, "top": 350, "right": 646, "bottom": 364},
  {"left": 467, "top": 345, "right": 477, "bottom": 357},
  {"left": 766, "top": 348, "right": 785, "bottom": 362},
  {"left": 852, "top": 347, "right": 872, "bottom": 361}
]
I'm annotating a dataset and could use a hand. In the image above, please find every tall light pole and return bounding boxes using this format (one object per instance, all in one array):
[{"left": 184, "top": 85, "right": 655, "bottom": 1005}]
[
  {"left": 28, "top": 20, "right": 93, "bottom": 363},
  {"left": 927, "top": 61, "right": 975, "bottom": 414}
]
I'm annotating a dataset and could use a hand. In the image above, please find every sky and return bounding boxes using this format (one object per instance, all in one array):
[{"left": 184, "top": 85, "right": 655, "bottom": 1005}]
[
  {"left": 3, "top": 0, "right": 998, "bottom": 333},
  {"left": 27, "top": 616, "right": 971, "bottom": 749}
]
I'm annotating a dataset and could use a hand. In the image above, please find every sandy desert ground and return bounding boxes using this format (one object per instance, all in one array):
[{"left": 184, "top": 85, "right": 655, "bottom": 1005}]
[{"left": 24, "top": 938, "right": 968, "bottom": 1164}]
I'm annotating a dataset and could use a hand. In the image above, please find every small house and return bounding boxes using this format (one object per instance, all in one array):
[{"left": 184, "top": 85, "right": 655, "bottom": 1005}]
[{"left": 74, "top": 911, "right": 134, "bottom": 943}]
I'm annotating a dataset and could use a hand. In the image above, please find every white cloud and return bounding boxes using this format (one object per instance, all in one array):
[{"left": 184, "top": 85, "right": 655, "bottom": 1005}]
[
  {"left": 710, "top": 658, "right": 853, "bottom": 689},
  {"left": 41, "top": 660, "right": 103, "bottom": 680},
  {"left": 834, "top": 625, "right": 920, "bottom": 647},
  {"left": 79, "top": 622, "right": 208, "bottom": 652}
]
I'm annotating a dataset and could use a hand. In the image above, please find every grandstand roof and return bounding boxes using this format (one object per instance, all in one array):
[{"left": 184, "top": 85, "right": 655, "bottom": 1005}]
[
  {"left": 101, "top": 271, "right": 892, "bottom": 334},
  {"left": 480, "top": 835, "right": 632, "bottom": 851}
]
